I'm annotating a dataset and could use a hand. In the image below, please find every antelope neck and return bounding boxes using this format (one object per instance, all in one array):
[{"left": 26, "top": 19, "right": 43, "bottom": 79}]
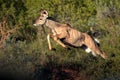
[{"left": 45, "top": 19, "right": 61, "bottom": 29}]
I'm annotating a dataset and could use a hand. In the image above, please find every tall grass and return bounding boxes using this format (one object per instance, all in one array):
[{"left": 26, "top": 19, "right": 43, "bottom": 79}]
[{"left": 0, "top": 35, "right": 120, "bottom": 80}]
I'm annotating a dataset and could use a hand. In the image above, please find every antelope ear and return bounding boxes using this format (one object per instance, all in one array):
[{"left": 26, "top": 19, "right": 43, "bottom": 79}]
[{"left": 40, "top": 9, "right": 48, "bottom": 17}]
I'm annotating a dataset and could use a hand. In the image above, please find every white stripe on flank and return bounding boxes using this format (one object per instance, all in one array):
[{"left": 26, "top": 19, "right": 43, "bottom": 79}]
[{"left": 94, "top": 38, "right": 100, "bottom": 43}]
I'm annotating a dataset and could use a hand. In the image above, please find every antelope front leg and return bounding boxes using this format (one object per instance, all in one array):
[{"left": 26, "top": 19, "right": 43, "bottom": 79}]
[
  {"left": 47, "top": 34, "right": 52, "bottom": 50},
  {"left": 47, "top": 34, "right": 67, "bottom": 50},
  {"left": 53, "top": 36, "right": 67, "bottom": 48}
]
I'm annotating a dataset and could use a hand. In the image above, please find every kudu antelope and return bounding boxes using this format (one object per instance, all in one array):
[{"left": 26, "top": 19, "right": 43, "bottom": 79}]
[{"left": 33, "top": 10, "right": 107, "bottom": 59}]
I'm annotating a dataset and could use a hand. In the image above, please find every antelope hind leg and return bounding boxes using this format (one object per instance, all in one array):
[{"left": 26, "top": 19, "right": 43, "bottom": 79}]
[{"left": 83, "top": 33, "right": 107, "bottom": 59}]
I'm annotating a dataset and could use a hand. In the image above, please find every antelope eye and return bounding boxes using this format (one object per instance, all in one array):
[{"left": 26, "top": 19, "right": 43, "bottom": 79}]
[{"left": 39, "top": 18, "right": 42, "bottom": 20}]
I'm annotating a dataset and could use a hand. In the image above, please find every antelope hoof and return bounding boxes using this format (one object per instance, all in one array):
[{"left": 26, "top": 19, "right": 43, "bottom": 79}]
[
  {"left": 49, "top": 48, "right": 56, "bottom": 51},
  {"left": 103, "top": 55, "right": 108, "bottom": 59},
  {"left": 51, "top": 48, "right": 56, "bottom": 51},
  {"left": 101, "top": 52, "right": 108, "bottom": 59},
  {"left": 67, "top": 47, "right": 71, "bottom": 50},
  {"left": 49, "top": 48, "right": 52, "bottom": 50},
  {"left": 63, "top": 45, "right": 67, "bottom": 48},
  {"left": 63, "top": 46, "right": 71, "bottom": 50}
]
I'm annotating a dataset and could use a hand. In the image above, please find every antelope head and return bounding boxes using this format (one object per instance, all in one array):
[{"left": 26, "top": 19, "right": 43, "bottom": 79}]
[{"left": 33, "top": 10, "right": 48, "bottom": 26}]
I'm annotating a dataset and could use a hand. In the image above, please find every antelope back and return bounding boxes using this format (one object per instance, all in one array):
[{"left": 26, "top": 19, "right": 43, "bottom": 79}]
[{"left": 33, "top": 10, "right": 48, "bottom": 26}]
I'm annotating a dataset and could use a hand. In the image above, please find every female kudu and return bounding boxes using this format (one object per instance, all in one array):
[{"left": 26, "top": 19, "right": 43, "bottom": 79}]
[{"left": 33, "top": 10, "right": 107, "bottom": 59}]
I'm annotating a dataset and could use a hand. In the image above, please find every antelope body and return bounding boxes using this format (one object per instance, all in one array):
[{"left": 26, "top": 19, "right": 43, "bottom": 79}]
[{"left": 33, "top": 10, "right": 107, "bottom": 59}]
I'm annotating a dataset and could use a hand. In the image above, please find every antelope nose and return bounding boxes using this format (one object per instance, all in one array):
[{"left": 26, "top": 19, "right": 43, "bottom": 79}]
[
  {"left": 33, "top": 20, "right": 37, "bottom": 26},
  {"left": 33, "top": 24, "right": 37, "bottom": 26}
]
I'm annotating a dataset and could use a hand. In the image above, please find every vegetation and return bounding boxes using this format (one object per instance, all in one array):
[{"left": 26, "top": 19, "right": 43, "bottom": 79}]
[{"left": 0, "top": 0, "right": 120, "bottom": 80}]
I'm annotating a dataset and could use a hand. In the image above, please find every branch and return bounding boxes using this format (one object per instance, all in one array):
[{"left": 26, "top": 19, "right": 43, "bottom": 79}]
[{"left": 0, "top": 17, "right": 18, "bottom": 49}]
